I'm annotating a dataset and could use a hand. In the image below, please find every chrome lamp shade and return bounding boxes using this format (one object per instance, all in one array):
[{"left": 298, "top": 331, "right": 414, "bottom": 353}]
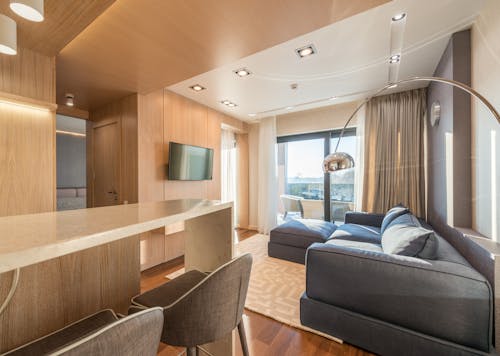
[{"left": 323, "top": 152, "right": 355, "bottom": 173}]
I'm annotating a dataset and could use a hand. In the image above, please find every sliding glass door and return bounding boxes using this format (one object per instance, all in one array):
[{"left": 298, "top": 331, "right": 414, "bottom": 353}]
[{"left": 277, "top": 129, "right": 357, "bottom": 222}]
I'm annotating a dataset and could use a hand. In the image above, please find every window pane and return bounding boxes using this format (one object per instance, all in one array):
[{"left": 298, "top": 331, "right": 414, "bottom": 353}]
[
  {"left": 277, "top": 138, "right": 325, "bottom": 222},
  {"left": 330, "top": 134, "right": 357, "bottom": 222}
]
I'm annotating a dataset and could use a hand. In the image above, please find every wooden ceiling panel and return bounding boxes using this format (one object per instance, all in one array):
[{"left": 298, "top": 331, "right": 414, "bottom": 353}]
[
  {"left": 0, "top": 0, "right": 116, "bottom": 56},
  {"left": 56, "top": 0, "right": 389, "bottom": 110}
]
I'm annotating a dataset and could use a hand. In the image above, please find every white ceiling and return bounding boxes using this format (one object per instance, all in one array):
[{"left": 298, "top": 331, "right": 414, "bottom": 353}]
[{"left": 168, "top": 0, "right": 486, "bottom": 122}]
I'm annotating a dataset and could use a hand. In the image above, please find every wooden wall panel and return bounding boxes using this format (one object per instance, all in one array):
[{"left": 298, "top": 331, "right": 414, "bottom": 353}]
[
  {"left": 0, "top": 46, "right": 56, "bottom": 217},
  {"left": 0, "top": 47, "right": 55, "bottom": 102},
  {"left": 138, "top": 90, "right": 164, "bottom": 202},
  {"left": 0, "top": 237, "right": 140, "bottom": 353},
  {"left": 0, "top": 106, "right": 55, "bottom": 216},
  {"left": 163, "top": 90, "right": 209, "bottom": 200},
  {"left": 88, "top": 94, "right": 138, "bottom": 206}
]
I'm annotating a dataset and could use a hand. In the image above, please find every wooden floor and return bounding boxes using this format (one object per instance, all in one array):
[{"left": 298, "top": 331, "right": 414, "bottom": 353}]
[{"left": 141, "top": 229, "right": 372, "bottom": 356}]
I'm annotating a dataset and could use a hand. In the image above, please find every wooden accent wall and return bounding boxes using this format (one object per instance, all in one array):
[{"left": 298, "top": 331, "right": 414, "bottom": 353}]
[
  {"left": 137, "top": 89, "right": 249, "bottom": 269},
  {"left": 88, "top": 94, "right": 139, "bottom": 206},
  {"left": 0, "top": 47, "right": 56, "bottom": 216},
  {"left": 236, "top": 133, "right": 249, "bottom": 229}
]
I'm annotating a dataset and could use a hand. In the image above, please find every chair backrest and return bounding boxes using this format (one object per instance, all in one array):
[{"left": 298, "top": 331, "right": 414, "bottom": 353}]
[
  {"left": 54, "top": 308, "right": 164, "bottom": 356},
  {"left": 162, "top": 253, "right": 253, "bottom": 347},
  {"left": 301, "top": 199, "right": 324, "bottom": 219},
  {"left": 280, "top": 195, "right": 303, "bottom": 213}
]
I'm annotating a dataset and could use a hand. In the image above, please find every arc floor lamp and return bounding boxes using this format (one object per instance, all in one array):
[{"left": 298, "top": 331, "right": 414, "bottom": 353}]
[{"left": 323, "top": 76, "right": 500, "bottom": 173}]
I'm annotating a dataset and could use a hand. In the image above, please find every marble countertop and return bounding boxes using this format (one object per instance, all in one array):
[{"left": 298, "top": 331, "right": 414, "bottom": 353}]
[{"left": 0, "top": 199, "right": 232, "bottom": 273}]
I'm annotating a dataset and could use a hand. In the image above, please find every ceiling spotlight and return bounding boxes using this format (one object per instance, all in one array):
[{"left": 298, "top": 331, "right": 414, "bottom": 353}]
[
  {"left": 221, "top": 100, "right": 230, "bottom": 105},
  {"left": 388, "top": 84, "right": 398, "bottom": 89},
  {"left": 221, "top": 100, "right": 237, "bottom": 108},
  {"left": 286, "top": 106, "right": 294, "bottom": 110},
  {"left": 389, "top": 55, "right": 400, "bottom": 64},
  {"left": 392, "top": 13, "right": 406, "bottom": 22},
  {"left": 190, "top": 84, "right": 205, "bottom": 92},
  {"left": 65, "top": 93, "right": 74, "bottom": 107},
  {"left": 296, "top": 44, "right": 316, "bottom": 58},
  {"left": 248, "top": 113, "right": 257, "bottom": 117},
  {"left": 0, "top": 14, "right": 17, "bottom": 55},
  {"left": 234, "top": 68, "right": 251, "bottom": 77},
  {"left": 329, "top": 96, "right": 337, "bottom": 101},
  {"left": 10, "top": 0, "right": 44, "bottom": 22},
  {"left": 228, "top": 103, "right": 237, "bottom": 107}
]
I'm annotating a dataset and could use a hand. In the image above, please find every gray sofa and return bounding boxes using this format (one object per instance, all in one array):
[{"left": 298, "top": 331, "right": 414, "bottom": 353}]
[{"left": 299, "top": 210, "right": 494, "bottom": 356}]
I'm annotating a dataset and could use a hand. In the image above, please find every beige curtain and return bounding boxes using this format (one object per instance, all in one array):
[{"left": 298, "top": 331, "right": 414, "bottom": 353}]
[{"left": 362, "top": 88, "right": 426, "bottom": 217}]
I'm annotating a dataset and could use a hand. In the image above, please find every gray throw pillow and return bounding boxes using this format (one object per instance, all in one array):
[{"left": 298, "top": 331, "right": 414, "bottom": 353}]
[
  {"left": 382, "top": 213, "right": 438, "bottom": 259},
  {"left": 380, "top": 204, "right": 410, "bottom": 234}
]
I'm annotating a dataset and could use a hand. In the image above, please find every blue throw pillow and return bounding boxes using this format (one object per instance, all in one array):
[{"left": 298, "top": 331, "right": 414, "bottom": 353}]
[
  {"left": 380, "top": 204, "right": 410, "bottom": 234},
  {"left": 382, "top": 213, "right": 438, "bottom": 259}
]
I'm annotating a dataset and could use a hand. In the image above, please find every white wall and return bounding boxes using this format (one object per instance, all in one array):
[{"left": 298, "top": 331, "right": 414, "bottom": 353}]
[
  {"left": 276, "top": 101, "right": 359, "bottom": 136},
  {"left": 471, "top": 0, "right": 500, "bottom": 240}
]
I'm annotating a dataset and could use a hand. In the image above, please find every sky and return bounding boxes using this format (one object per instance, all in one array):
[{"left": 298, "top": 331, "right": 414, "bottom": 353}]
[{"left": 285, "top": 136, "right": 357, "bottom": 178}]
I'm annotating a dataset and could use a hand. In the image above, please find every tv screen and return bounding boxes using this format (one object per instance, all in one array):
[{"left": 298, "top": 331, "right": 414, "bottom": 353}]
[{"left": 168, "top": 142, "right": 214, "bottom": 181}]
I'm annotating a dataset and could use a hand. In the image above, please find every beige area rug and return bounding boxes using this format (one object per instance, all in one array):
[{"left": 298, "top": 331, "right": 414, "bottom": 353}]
[{"left": 166, "top": 234, "right": 342, "bottom": 343}]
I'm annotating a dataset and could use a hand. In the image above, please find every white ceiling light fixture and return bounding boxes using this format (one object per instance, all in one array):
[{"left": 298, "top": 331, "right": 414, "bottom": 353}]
[
  {"left": 389, "top": 54, "right": 401, "bottom": 64},
  {"left": 0, "top": 14, "right": 17, "bottom": 55},
  {"left": 221, "top": 100, "right": 237, "bottom": 108},
  {"left": 391, "top": 13, "right": 406, "bottom": 22},
  {"left": 65, "top": 93, "right": 74, "bottom": 107},
  {"left": 189, "top": 84, "right": 205, "bottom": 92},
  {"left": 286, "top": 106, "right": 294, "bottom": 110},
  {"left": 329, "top": 96, "right": 337, "bottom": 101},
  {"left": 248, "top": 113, "right": 257, "bottom": 117},
  {"left": 234, "top": 68, "right": 251, "bottom": 77},
  {"left": 10, "top": 0, "right": 44, "bottom": 22},
  {"left": 295, "top": 44, "right": 316, "bottom": 58}
]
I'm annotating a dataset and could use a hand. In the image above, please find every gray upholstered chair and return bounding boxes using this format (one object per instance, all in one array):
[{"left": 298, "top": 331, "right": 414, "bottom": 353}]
[
  {"left": 129, "top": 253, "right": 253, "bottom": 356},
  {"left": 3, "top": 307, "right": 164, "bottom": 356}
]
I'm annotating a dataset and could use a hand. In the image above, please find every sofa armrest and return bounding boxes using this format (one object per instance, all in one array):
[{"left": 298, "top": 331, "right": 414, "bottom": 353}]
[
  {"left": 305, "top": 243, "right": 493, "bottom": 352},
  {"left": 344, "top": 212, "right": 385, "bottom": 227}
]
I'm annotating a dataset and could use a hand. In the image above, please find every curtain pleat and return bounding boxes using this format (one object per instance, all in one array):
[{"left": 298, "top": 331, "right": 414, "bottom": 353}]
[{"left": 362, "top": 88, "right": 426, "bottom": 217}]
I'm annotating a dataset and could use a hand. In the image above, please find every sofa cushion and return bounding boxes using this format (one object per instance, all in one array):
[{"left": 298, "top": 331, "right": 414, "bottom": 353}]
[
  {"left": 270, "top": 219, "right": 337, "bottom": 249},
  {"left": 329, "top": 224, "right": 381, "bottom": 244},
  {"left": 382, "top": 214, "right": 438, "bottom": 259},
  {"left": 380, "top": 204, "right": 410, "bottom": 234},
  {"left": 325, "top": 239, "right": 383, "bottom": 253}
]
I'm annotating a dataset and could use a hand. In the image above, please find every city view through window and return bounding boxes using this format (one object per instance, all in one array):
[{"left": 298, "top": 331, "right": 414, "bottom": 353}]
[{"left": 278, "top": 130, "right": 357, "bottom": 222}]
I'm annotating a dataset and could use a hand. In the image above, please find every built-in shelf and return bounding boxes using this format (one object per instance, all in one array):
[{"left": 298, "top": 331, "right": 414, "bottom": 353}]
[{"left": 0, "top": 90, "right": 58, "bottom": 112}]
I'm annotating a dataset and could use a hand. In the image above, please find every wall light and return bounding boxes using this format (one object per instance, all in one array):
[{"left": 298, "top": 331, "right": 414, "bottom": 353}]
[
  {"left": 65, "top": 93, "right": 74, "bottom": 107},
  {"left": 10, "top": 0, "right": 44, "bottom": 22},
  {"left": 0, "top": 14, "right": 17, "bottom": 55}
]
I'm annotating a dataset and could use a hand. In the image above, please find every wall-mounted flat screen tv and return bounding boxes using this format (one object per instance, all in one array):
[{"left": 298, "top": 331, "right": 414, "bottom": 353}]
[{"left": 168, "top": 142, "right": 214, "bottom": 181}]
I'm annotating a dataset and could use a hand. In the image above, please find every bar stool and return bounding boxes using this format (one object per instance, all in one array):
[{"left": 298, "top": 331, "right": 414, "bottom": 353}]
[
  {"left": 129, "top": 253, "right": 253, "bottom": 356},
  {"left": 3, "top": 307, "right": 163, "bottom": 356}
]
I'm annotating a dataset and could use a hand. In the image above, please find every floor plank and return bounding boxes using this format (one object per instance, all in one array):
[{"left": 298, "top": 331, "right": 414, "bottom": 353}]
[{"left": 143, "top": 229, "right": 373, "bottom": 356}]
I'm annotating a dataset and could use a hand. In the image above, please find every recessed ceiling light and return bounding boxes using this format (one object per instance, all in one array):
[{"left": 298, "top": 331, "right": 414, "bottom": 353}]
[
  {"left": 65, "top": 93, "right": 74, "bottom": 107},
  {"left": 392, "top": 13, "right": 406, "bottom": 22},
  {"left": 248, "top": 113, "right": 257, "bottom": 117},
  {"left": 286, "top": 106, "right": 294, "bottom": 110},
  {"left": 389, "top": 55, "right": 400, "bottom": 64},
  {"left": 234, "top": 68, "right": 251, "bottom": 77},
  {"left": 221, "top": 100, "right": 237, "bottom": 108},
  {"left": 190, "top": 84, "right": 206, "bottom": 92},
  {"left": 388, "top": 84, "right": 398, "bottom": 89},
  {"left": 10, "top": 0, "right": 44, "bottom": 22},
  {"left": 296, "top": 44, "right": 316, "bottom": 58},
  {"left": 329, "top": 96, "right": 337, "bottom": 101}
]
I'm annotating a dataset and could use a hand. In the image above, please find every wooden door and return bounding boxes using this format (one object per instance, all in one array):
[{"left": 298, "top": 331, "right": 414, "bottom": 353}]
[{"left": 93, "top": 122, "right": 120, "bottom": 207}]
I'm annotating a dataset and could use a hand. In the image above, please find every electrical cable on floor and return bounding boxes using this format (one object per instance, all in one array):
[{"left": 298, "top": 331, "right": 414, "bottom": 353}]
[{"left": 0, "top": 268, "right": 20, "bottom": 316}]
